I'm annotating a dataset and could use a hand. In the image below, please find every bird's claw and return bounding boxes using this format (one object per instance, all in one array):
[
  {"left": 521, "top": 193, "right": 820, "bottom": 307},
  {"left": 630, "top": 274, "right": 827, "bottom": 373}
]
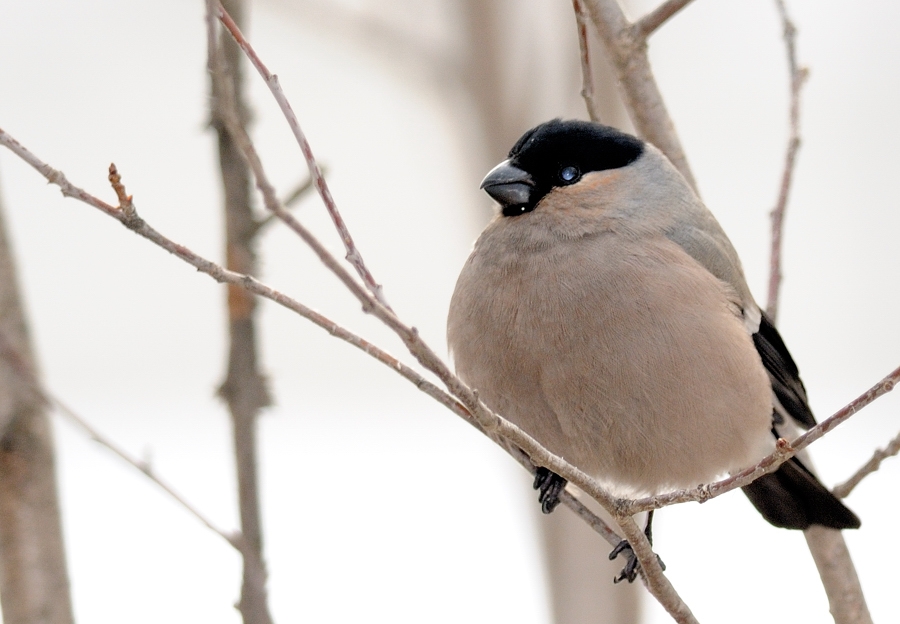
[
  {"left": 609, "top": 540, "right": 666, "bottom": 584},
  {"left": 533, "top": 467, "right": 567, "bottom": 514}
]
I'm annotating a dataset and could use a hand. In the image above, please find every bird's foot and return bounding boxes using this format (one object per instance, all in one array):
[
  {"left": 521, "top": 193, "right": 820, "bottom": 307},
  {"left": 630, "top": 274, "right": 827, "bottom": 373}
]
[
  {"left": 608, "top": 540, "right": 666, "bottom": 584},
  {"left": 533, "top": 467, "right": 567, "bottom": 514}
]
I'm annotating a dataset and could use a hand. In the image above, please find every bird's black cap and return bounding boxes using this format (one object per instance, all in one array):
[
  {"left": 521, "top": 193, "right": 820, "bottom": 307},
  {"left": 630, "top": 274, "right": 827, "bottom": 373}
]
[{"left": 482, "top": 119, "right": 645, "bottom": 217}]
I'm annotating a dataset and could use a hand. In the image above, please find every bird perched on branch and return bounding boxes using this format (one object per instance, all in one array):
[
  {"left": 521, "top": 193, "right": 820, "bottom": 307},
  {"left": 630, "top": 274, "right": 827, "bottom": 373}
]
[{"left": 447, "top": 119, "right": 859, "bottom": 583}]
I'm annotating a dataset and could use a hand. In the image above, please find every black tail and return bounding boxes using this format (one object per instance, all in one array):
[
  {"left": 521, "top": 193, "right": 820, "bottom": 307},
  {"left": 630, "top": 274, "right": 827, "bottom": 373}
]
[{"left": 742, "top": 457, "right": 860, "bottom": 530}]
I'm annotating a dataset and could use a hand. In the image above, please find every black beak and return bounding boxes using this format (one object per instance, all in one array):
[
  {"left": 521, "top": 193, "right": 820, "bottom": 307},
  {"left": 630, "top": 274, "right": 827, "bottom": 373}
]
[{"left": 480, "top": 160, "right": 534, "bottom": 208}]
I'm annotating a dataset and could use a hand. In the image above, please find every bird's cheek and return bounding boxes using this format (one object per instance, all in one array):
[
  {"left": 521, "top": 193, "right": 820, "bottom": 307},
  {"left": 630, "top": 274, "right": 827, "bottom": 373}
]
[{"left": 580, "top": 168, "right": 623, "bottom": 192}]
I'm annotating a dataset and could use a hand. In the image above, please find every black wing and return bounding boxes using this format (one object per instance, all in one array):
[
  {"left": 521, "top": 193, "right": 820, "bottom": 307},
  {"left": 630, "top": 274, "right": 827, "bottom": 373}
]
[
  {"left": 751, "top": 312, "right": 815, "bottom": 429},
  {"left": 742, "top": 311, "right": 860, "bottom": 530}
]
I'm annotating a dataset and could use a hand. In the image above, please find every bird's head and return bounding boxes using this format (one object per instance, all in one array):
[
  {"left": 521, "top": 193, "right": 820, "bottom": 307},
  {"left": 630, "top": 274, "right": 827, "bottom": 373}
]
[{"left": 481, "top": 119, "right": 646, "bottom": 217}]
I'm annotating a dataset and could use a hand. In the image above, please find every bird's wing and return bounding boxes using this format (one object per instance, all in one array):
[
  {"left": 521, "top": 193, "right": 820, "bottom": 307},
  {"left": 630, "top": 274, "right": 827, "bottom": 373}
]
[
  {"left": 752, "top": 311, "right": 817, "bottom": 429},
  {"left": 664, "top": 214, "right": 816, "bottom": 430}
]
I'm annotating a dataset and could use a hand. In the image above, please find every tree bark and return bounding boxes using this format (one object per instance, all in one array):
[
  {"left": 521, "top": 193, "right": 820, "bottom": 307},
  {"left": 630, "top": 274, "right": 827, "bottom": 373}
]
[{"left": 0, "top": 177, "right": 75, "bottom": 624}]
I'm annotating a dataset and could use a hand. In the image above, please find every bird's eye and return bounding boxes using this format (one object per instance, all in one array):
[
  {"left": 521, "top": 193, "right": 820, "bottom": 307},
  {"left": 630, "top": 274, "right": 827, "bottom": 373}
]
[{"left": 559, "top": 165, "right": 580, "bottom": 184}]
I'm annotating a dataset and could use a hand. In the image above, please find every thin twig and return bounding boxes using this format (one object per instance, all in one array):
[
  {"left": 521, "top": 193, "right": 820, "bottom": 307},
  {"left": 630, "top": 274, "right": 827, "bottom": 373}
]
[
  {"left": 214, "top": 3, "right": 390, "bottom": 310},
  {"left": 766, "top": 0, "right": 808, "bottom": 322},
  {"left": 833, "top": 428, "right": 900, "bottom": 499},
  {"left": 635, "top": 0, "right": 696, "bottom": 38},
  {"left": 0, "top": 127, "right": 467, "bottom": 427},
  {"left": 252, "top": 175, "right": 319, "bottom": 234},
  {"left": 559, "top": 490, "right": 622, "bottom": 548},
  {"left": 205, "top": 7, "right": 625, "bottom": 527},
  {"left": 205, "top": 8, "right": 609, "bottom": 504},
  {"left": 572, "top": 0, "right": 601, "bottom": 122},
  {"left": 53, "top": 397, "right": 243, "bottom": 550},
  {"left": 283, "top": 175, "right": 317, "bottom": 208},
  {"left": 0, "top": 124, "right": 634, "bottom": 583},
  {"left": 0, "top": 328, "right": 244, "bottom": 552},
  {"left": 765, "top": 7, "right": 870, "bottom": 623},
  {"left": 624, "top": 363, "right": 900, "bottom": 515}
]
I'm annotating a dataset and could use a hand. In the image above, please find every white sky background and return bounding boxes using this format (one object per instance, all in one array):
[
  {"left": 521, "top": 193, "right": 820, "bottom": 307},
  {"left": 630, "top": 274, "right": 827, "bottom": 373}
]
[{"left": 0, "top": 1, "right": 898, "bottom": 623}]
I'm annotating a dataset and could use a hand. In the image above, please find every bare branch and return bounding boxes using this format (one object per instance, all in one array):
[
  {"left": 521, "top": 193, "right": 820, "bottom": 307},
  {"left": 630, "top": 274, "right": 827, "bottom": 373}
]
[
  {"left": 214, "top": 3, "right": 390, "bottom": 309},
  {"left": 283, "top": 174, "right": 317, "bottom": 209},
  {"left": 833, "top": 428, "right": 900, "bottom": 499},
  {"left": 53, "top": 398, "right": 242, "bottom": 550},
  {"left": 0, "top": 124, "right": 634, "bottom": 584},
  {"left": 0, "top": 326, "right": 246, "bottom": 554},
  {"left": 581, "top": 0, "right": 697, "bottom": 191},
  {"left": 558, "top": 490, "right": 622, "bottom": 548},
  {"left": 625, "top": 363, "right": 900, "bottom": 515},
  {"left": 252, "top": 175, "right": 319, "bottom": 235},
  {"left": 636, "top": 0, "right": 696, "bottom": 39},
  {"left": 0, "top": 195, "right": 74, "bottom": 624},
  {"left": 207, "top": 1, "right": 276, "bottom": 620},
  {"left": 201, "top": 11, "right": 628, "bottom": 539},
  {"left": 0, "top": 127, "right": 467, "bottom": 428},
  {"left": 572, "top": 0, "right": 602, "bottom": 122},
  {"left": 766, "top": 0, "right": 809, "bottom": 321},
  {"left": 616, "top": 516, "right": 698, "bottom": 624}
]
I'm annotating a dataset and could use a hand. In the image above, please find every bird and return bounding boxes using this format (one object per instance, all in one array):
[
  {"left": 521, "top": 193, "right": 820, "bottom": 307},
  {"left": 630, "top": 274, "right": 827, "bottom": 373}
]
[{"left": 447, "top": 118, "right": 859, "bottom": 582}]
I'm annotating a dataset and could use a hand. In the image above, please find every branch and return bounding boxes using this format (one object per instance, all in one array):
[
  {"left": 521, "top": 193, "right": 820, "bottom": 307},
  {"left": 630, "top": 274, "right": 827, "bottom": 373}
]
[
  {"left": 635, "top": 0, "right": 696, "bottom": 38},
  {"left": 0, "top": 123, "right": 643, "bottom": 603},
  {"left": 207, "top": 1, "right": 276, "bottom": 621},
  {"left": 0, "top": 188, "right": 75, "bottom": 624},
  {"left": 54, "top": 397, "right": 243, "bottom": 550},
  {"left": 214, "top": 3, "right": 390, "bottom": 310},
  {"left": 765, "top": 0, "right": 809, "bottom": 322},
  {"left": 763, "top": 6, "right": 870, "bottom": 622},
  {"left": 0, "top": 327, "right": 245, "bottom": 553},
  {"left": 251, "top": 172, "right": 321, "bottom": 236},
  {"left": 572, "top": 0, "right": 602, "bottom": 122},
  {"left": 0, "top": 128, "right": 470, "bottom": 428},
  {"left": 624, "top": 363, "right": 900, "bottom": 515},
  {"left": 212, "top": 6, "right": 695, "bottom": 617},
  {"left": 581, "top": 0, "right": 697, "bottom": 191},
  {"left": 833, "top": 428, "right": 900, "bottom": 499},
  {"left": 616, "top": 516, "right": 697, "bottom": 624}
]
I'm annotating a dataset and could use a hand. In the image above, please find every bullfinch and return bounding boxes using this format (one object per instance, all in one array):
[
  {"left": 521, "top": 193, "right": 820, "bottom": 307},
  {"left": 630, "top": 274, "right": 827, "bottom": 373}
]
[{"left": 447, "top": 118, "right": 859, "bottom": 581}]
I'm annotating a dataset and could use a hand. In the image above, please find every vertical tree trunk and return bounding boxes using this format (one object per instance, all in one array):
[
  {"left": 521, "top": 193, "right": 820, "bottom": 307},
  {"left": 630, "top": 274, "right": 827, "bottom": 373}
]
[
  {"left": 0, "top": 178, "right": 75, "bottom": 624},
  {"left": 210, "top": 2, "right": 274, "bottom": 623}
]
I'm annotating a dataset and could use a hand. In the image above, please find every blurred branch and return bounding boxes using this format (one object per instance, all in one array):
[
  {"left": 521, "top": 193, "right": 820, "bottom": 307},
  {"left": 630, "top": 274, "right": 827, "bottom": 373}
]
[
  {"left": 572, "top": 0, "right": 602, "bottom": 122},
  {"left": 635, "top": 0, "right": 696, "bottom": 38},
  {"left": 0, "top": 326, "right": 262, "bottom": 577},
  {"left": 761, "top": 5, "right": 869, "bottom": 622},
  {"left": 252, "top": 172, "right": 320, "bottom": 235},
  {"left": 0, "top": 122, "right": 670, "bottom": 617},
  {"left": 581, "top": 0, "right": 697, "bottom": 191},
  {"left": 6, "top": 2, "right": 893, "bottom": 616},
  {"left": 766, "top": 0, "right": 809, "bottom": 322},
  {"left": 0, "top": 187, "right": 74, "bottom": 624},
  {"left": 834, "top": 428, "right": 900, "bottom": 499},
  {"left": 0, "top": 126, "right": 473, "bottom": 442},
  {"left": 283, "top": 175, "right": 317, "bottom": 208},
  {"left": 207, "top": 1, "right": 274, "bottom": 622},
  {"left": 52, "top": 397, "right": 242, "bottom": 550}
]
